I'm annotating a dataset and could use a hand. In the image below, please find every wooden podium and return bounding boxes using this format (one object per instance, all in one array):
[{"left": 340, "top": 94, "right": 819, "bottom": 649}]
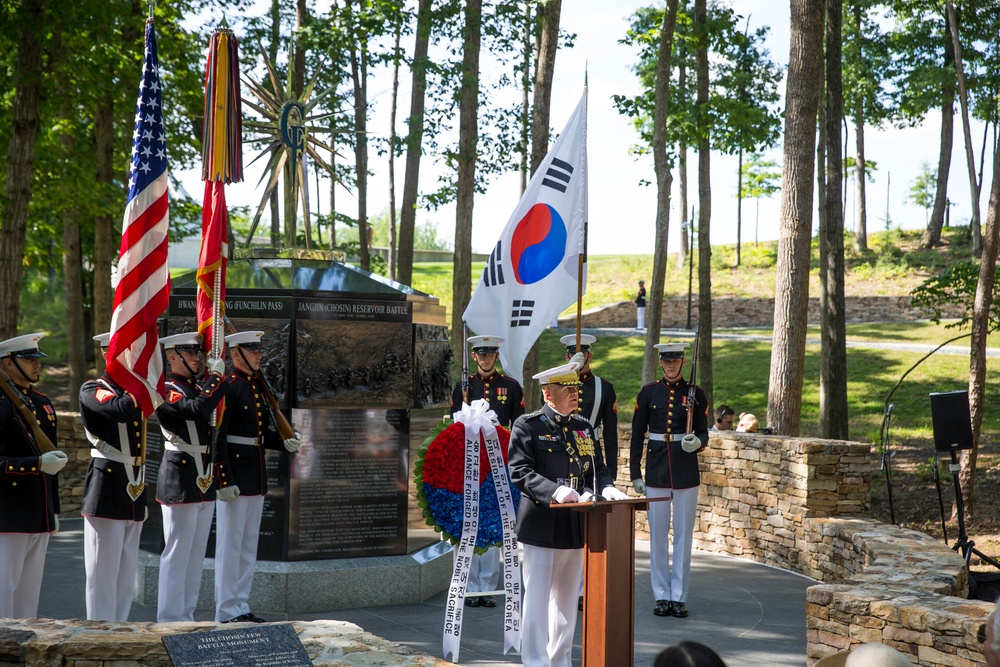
[{"left": 563, "top": 496, "right": 668, "bottom": 667}]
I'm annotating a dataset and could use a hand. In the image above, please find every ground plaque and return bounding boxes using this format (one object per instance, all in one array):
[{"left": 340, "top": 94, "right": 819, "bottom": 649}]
[{"left": 162, "top": 624, "right": 311, "bottom": 666}]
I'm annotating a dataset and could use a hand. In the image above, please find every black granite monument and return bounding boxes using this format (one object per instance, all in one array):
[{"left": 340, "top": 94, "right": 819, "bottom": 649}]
[{"left": 141, "top": 257, "right": 450, "bottom": 562}]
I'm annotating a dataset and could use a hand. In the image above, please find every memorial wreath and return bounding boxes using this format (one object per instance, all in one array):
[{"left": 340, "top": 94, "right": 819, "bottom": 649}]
[{"left": 414, "top": 419, "right": 520, "bottom": 553}]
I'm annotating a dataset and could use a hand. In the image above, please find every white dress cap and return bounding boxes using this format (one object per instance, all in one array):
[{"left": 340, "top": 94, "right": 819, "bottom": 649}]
[
  {"left": 468, "top": 335, "right": 504, "bottom": 350},
  {"left": 559, "top": 333, "right": 596, "bottom": 349},
  {"left": 160, "top": 331, "right": 202, "bottom": 350},
  {"left": 224, "top": 330, "right": 265, "bottom": 348},
  {"left": 0, "top": 332, "right": 47, "bottom": 358}
]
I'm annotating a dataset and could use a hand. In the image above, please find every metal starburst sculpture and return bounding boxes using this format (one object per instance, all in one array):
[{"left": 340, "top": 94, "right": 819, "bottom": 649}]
[{"left": 241, "top": 39, "right": 343, "bottom": 249}]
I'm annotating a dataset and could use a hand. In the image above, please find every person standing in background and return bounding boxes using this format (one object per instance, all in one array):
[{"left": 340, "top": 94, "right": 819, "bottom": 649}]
[{"left": 635, "top": 280, "right": 647, "bottom": 330}]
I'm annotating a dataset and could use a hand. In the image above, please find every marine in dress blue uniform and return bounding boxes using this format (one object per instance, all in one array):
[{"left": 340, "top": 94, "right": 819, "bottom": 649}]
[
  {"left": 214, "top": 331, "right": 300, "bottom": 623},
  {"left": 154, "top": 332, "right": 228, "bottom": 622},
  {"left": 450, "top": 334, "right": 525, "bottom": 608},
  {"left": 559, "top": 333, "right": 619, "bottom": 605},
  {"left": 0, "top": 333, "right": 67, "bottom": 618},
  {"left": 630, "top": 342, "right": 709, "bottom": 619},
  {"left": 508, "top": 361, "right": 627, "bottom": 667},
  {"left": 80, "top": 333, "right": 147, "bottom": 622}
]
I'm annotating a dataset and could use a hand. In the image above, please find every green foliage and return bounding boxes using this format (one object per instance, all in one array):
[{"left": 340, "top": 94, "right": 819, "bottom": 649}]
[
  {"left": 740, "top": 153, "right": 780, "bottom": 200},
  {"left": 613, "top": 2, "right": 783, "bottom": 163},
  {"left": 907, "top": 160, "right": 936, "bottom": 217},
  {"left": 910, "top": 261, "right": 1000, "bottom": 330}
]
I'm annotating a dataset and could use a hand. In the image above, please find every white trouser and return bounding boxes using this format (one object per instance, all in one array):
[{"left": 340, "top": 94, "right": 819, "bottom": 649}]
[
  {"left": 467, "top": 548, "right": 499, "bottom": 593},
  {"left": 520, "top": 544, "right": 584, "bottom": 667},
  {"left": 0, "top": 532, "right": 49, "bottom": 618},
  {"left": 647, "top": 486, "right": 699, "bottom": 602},
  {"left": 214, "top": 494, "right": 264, "bottom": 622},
  {"left": 158, "top": 502, "right": 216, "bottom": 622},
  {"left": 636, "top": 306, "right": 646, "bottom": 329},
  {"left": 84, "top": 516, "right": 143, "bottom": 621}
]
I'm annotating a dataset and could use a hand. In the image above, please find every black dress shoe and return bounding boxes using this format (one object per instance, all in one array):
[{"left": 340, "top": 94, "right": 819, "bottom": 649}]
[
  {"left": 480, "top": 595, "right": 497, "bottom": 608},
  {"left": 670, "top": 601, "right": 688, "bottom": 618},
  {"left": 243, "top": 612, "right": 267, "bottom": 623},
  {"left": 653, "top": 599, "right": 671, "bottom": 617},
  {"left": 464, "top": 596, "right": 481, "bottom": 607},
  {"left": 578, "top": 596, "right": 584, "bottom": 611}
]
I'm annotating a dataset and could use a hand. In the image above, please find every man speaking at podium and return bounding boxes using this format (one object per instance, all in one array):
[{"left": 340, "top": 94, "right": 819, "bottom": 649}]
[{"left": 508, "top": 360, "right": 627, "bottom": 667}]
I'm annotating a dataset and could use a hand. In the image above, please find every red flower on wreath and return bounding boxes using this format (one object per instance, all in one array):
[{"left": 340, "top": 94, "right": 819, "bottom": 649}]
[{"left": 421, "top": 422, "right": 511, "bottom": 493}]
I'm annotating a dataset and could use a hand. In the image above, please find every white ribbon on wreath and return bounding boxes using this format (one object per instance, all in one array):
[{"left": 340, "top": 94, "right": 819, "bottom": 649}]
[{"left": 442, "top": 399, "right": 521, "bottom": 661}]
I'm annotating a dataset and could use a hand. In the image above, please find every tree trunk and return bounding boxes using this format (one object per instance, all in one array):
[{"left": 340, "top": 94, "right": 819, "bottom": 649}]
[
  {"left": 349, "top": 13, "right": 370, "bottom": 271},
  {"left": 387, "top": 21, "right": 402, "bottom": 280},
  {"left": 451, "top": 0, "right": 482, "bottom": 366},
  {"left": 735, "top": 147, "right": 743, "bottom": 267},
  {"left": 522, "top": 0, "right": 561, "bottom": 410},
  {"left": 963, "top": 118, "right": 1000, "bottom": 517},
  {"left": 269, "top": 0, "right": 282, "bottom": 248},
  {"left": 767, "top": 0, "right": 824, "bottom": 436},
  {"left": 854, "top": 99, "right": 868, "bottom": 251},
  {"left": 946, "top": 1, "right": 981, "bottom": 256},
  {"left": 678, "top": 61, "right": 689, "bottom": 268},
  {"left": 397, "top": 0, "right": 433, "bottom": 287},
  {"left": 921, "top": 12, "right": 955, "bottom": 249},
  {"left": 519, "top": 0, "right": 531, "bottom": 196},
  {"left": 820, "top": 0, "right": 849, "bottom": 439},
  {"left": 0, "top": 0, "right": 44, "bottom": 339},
  {"left": 642, "top": 1, "right": 679, "bottom": 385},
  {"left": 58, "top": 99, "right": 85, "bottom": 398},
  {"left": 93, "top": 93, "right": 115, "bottom": 373},
  {"left": 694, "top": 0, "right": 713, "bottom": 409}
]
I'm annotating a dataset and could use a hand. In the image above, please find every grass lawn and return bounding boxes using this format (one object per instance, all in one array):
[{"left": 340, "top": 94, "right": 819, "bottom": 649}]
[{"left": 524, "top": 328, "right": 1000, "bottom": 446}]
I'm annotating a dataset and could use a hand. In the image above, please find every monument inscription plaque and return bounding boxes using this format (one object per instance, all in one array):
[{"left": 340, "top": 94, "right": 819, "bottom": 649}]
[
  {"left": 288, "top": 408, "right": 409, "bottom": 559},
  {"left": 161, "top": 625, "right": 311, "bottom": 667}
]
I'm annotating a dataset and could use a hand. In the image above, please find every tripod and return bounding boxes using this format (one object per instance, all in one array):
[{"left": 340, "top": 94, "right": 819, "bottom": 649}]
[{"left": 942, "top": 449, "right": 1000, "bottom": 571}]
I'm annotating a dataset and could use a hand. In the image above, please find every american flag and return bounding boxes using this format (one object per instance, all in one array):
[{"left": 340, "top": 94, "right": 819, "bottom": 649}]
[{"left": 106, "top": 17, "right": 170, "bottom": 418}]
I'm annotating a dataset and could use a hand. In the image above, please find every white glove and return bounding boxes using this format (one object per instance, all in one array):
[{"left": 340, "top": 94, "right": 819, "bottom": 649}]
[
  {"left": 206, "top": 357, "right": 226, "bottom": 376},
  {"left": 283, "top": 431, "right": 302, "bottom": 453},
  {"left": 50, "top": 515, "right": 59, "bottom": 535},
  {"left": 579, "top": 490, "right": 595, "bottom": 502},
  {"left": 681, "top": 434, "right": 701, "bottom": 453},
  {"left": 568, "top": 352, "right": 586, "bottom": 370},
  {"left": 602, "top": 485, "right": 629, "bottom": 501},
  {"left": 40, "top": 451, "right": 68, "bottom": 475},
  {"left": 552, "top": 485, "right": 581, "bottom": 504},
  {"left": 216, "top": 485, "right": 240, "bottom": 502},
  {"left": 632, "top": 478, "right": 647, "bottom": 495}
]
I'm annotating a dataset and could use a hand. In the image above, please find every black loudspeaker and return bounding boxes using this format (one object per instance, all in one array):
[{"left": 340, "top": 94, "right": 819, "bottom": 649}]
[{"left": 929, "top": 390, "right": 974, "bottom": 452}]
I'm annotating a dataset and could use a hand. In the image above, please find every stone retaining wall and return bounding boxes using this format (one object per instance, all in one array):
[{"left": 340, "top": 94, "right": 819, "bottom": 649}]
[
  {"left": 560, "top": 295, "right": 965, "bottom": 329},
  {"left": 618, "top": 427, "right": 993, "bottom": 666},
  {"left": 0, "top": 618, "right": 456, "bottom": 666}
]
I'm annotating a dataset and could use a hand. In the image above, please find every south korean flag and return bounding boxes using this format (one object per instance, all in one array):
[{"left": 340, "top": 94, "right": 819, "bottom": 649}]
[{"left": 464, "top": 89, "right": 588, "bottom": 385}]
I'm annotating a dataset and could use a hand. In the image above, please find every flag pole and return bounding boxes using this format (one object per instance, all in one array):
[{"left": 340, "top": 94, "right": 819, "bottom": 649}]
[{"left": 574, "top": 72, "right": 589, "bottom": 354}]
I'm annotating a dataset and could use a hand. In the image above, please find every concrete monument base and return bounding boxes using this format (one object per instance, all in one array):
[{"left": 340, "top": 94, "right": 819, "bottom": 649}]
[{"left": 134, "top": 538, "right": 454, "bottom": 614}]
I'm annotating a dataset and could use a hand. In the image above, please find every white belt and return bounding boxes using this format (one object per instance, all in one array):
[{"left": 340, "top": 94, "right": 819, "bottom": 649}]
[
  {"left": 228, "top": 435, "right": 260, "bottom": 446},
  {"left": 164, "top": 442, "right": 205, "bottom": 455},
  {"left": 648, "top": 433, "right": 684, "bottom": 442},
  {"left": 90, "top": 447, "right": 141, "bottom": 466}
]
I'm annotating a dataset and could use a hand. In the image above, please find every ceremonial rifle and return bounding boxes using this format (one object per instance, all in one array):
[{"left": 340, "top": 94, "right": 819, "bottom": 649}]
[
  {"left": 685, "top": 324, "right": 700, "bottom": 435},
  {"left": 223, "top": 316, "right": 297, "bottom": 441},
  {"left": 0, "top": 364, "right": 56, "bottom": 454}
]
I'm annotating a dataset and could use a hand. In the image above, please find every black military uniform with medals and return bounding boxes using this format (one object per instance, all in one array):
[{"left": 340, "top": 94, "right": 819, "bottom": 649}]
[
  {"left": 577, "top": 371, "right": 617, "bottom": 471},
  {"left": 509, "top": 404, "right": 614, "bottom": 549},
  {"left": 451, "top": 371, "right": 525, "bottom": 428},
  {"left": 156, "top": 371, "right": 229, "bottom": 503},
  {"left": 630, "top": 377, "right": 708, "bottom": 490},
  {"left": 80, "top": 375, "right": 147, "bottom": 519},
  {"left": 0, "top": 389, "right": 58, "bottom": 533},
  {"left": 216, "top": 367, "right": 283, "bottom": 496}
]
